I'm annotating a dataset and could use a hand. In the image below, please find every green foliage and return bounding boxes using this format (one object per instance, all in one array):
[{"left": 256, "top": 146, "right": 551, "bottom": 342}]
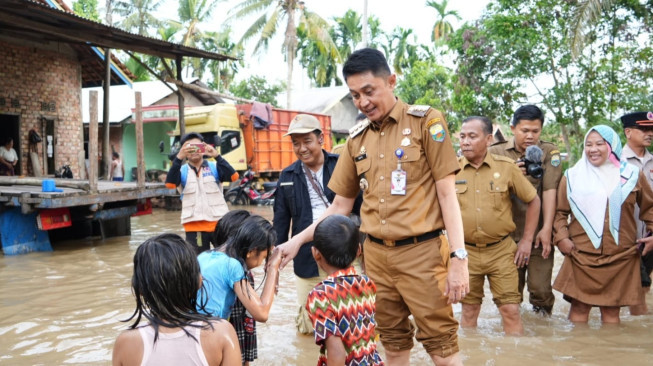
[
  {"left": 124, "top": 54, "right": 152, "bottom": 81},
  {"left": 228, "top": 75, "right": 285, "bottom": 107},
  {"left": 447, "top": 0, "right": 653, "bottom": 162},
  {"left": 426, "top": 0, "right": 461, "bottom": 44},
  {"left": 395, "top": 60, "right": 458, "bottom": 130},
  {"left": 202, "top": 29, "right": 245, "bottom": 92},
  {"left": 113, "top": 0, "right": 163, "bottom": 36},
  {"left": 73, "top": 0, "right": 100, "bottom": 22}
]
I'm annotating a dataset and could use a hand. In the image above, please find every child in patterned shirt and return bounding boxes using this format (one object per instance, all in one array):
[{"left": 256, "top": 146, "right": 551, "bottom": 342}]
[{"left": 305, "top": 215, "right": 384, "bottom": 366}]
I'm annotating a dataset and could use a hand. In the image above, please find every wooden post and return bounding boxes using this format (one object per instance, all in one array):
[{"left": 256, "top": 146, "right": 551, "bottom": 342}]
[
  {"left": 89, "top": 91, "right": 99, "bottom": 193},
  {"left": 134, "top": 92, "right": 146, "bottom": 188},
  {"left": 176, "top": 55, "right": 185, "bottom": 137},
  {"left": 102, "top": 48, "right": 112, "bottom": 179}
]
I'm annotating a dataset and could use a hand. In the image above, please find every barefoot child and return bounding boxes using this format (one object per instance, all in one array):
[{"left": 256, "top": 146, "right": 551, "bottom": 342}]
[
  {"left": 112, "top": 233, "right": 240, "bottom": 366},
  {"left": 305, "top": 215, "right": 384, "bottom": 366},
  {"left": 213, "top": 210, "right": 258, "bottom": 366},
  {"left": 198, "top": 215, "right": 281, "bottom": 324}
]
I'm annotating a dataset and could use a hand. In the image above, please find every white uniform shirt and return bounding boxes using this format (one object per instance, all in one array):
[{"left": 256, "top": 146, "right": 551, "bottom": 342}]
[{"left": 621, "top": 144, "right": 653, "bottom": 238}]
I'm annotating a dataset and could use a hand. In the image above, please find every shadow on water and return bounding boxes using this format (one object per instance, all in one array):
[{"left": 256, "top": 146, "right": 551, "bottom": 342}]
[{"left": 0, "top": 207, "right": 652, "bottom": 364}]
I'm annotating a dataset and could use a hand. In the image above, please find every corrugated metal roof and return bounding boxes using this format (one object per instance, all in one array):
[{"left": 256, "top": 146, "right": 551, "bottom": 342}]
[{"left": 0, "top": 0, "right": 237, "bottom": 62}]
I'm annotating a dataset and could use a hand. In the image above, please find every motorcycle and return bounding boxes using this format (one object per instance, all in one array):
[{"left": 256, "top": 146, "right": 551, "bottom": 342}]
[{"left": 225, "top": 168, "right": 276, "bottom": 206}]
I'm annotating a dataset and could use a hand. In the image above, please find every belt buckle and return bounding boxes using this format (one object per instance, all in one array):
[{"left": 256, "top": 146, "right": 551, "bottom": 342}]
[{"left": 383, "top": 239, "right": 395, "bottom": 247}]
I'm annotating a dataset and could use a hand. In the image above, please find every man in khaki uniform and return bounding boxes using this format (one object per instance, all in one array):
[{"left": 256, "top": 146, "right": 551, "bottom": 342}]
[
  {"left": 457, "top": 116, "right": 540, "bottom": 335},
  {"left": 277, "top": 48, "right": 468, "bottom": 366},
  {"left": 620, "top": 111, "right": 653, "bottom": 315},
  {"left": 488, "top": 105, "right": 562, "bottom": 315}
]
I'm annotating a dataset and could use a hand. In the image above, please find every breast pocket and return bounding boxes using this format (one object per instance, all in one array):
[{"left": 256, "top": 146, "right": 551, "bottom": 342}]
[
  {"left": 355, "top": 157, "right": 371, "bottom": 177},
  {"left": 455, "top": 184, "right": 468, "bottom": 210},
  {"left": 181, "top": 182, "right": 198, "bottom": 219},
  {"left": 488, "top": 184, "right": 509, "bottom": 212},
  {"left": 399, "top": 146, "right": 422, "bottom": 183}
]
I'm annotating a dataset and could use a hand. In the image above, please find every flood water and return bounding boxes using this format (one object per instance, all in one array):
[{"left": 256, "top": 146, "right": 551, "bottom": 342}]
[{"left": 1, "top": 207, "right": 652, "bottom": 365}]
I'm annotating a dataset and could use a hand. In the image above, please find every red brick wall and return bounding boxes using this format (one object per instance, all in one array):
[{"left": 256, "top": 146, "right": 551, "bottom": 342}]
[{"left": 0, "top": 39, "right": 83, "bottom": 178}]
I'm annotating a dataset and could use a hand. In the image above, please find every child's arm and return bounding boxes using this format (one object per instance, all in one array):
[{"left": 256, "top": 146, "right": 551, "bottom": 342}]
[
  {"left": 325, "top": 336, "right": 347, "bottom": 366},
  {"left": 112, "top": 329, "right": 143, "bottom": 366},
  {"left": 233, "top": 249, "right": 281, "bottom": 322}
]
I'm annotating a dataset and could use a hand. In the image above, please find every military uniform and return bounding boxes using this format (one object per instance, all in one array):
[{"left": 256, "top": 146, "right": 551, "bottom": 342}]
[
  {"left": 456, "top": 153, "right": 537, "bottom": 305},
  {"left": 488, "top": 138, "right": 562, "bottom": 310},
  {"left": 329, "top": 99, "right": 460, "bottom": 357}
]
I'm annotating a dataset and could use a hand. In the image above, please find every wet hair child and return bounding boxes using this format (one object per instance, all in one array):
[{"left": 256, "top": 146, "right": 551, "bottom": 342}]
[
  {"left": 306, "top": 215, "right": 384, "bottom": 366},
  {"left": 112, "top": 233, "right": 240, "bottom": 366},
  {"left": 213, "top": 210, "right": 258, "bottom": 366},
  {"left": 198, "top": 215, "right": 281, "bottom": 325}
]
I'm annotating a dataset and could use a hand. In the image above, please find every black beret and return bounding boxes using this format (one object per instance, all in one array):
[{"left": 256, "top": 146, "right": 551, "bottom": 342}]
[{"left": 621, "top": 111, "right": 653, "bottom": 128}]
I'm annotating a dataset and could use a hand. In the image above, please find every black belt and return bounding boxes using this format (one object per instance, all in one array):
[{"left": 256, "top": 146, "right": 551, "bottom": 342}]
[
  {"left": 465, "top": 234, "right": 510, "bottom": 248},
  {"left": 368, "top": 229, "right": 443, "bottom": 247}
]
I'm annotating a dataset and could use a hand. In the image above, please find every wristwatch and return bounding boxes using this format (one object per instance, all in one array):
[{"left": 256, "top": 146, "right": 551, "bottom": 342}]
[{"left": 450, "top": 248, "right": 468, "bottom": 260}]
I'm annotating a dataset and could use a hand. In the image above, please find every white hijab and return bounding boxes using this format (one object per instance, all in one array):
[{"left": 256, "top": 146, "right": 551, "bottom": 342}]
[{"left": 565, "top": 125, "right": 639, "bottom": 248}]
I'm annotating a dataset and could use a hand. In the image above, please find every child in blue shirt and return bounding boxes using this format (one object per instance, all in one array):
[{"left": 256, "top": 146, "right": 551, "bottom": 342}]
[{"left": 198, "top": 215, "right": 281, "bottom": 322}]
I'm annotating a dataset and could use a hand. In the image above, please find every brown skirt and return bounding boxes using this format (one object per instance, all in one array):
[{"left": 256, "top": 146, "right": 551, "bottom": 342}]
[{"left": 553, "top": 246, "right": 643, "bottom": 307}]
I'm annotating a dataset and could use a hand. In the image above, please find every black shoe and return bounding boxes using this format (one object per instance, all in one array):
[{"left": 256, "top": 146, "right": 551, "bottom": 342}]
[{"left": 533, "top": 305, "right": 552, "bottom": 316}]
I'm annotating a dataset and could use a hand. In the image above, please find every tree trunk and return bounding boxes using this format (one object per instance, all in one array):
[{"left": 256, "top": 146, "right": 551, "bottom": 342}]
[
  {"left": 285, "top": 2, "right": 298, "bottom": 108},
  {"left": 559, "top": 122, "right": 574, "bottom": 164}
]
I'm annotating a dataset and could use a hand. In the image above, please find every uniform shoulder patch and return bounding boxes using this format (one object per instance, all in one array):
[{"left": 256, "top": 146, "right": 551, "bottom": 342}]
[
  {"left": 349, "top": 118, "right": 370, "bottom": 138},
  {"left": 429, "top": 122, "right": 446, "bottom": 142},
  {"left": 550, "top": 152, "right": 561, "bottom": 167},
  {"left": 407, "top": 104, "right": 431, "bottom": 117}
]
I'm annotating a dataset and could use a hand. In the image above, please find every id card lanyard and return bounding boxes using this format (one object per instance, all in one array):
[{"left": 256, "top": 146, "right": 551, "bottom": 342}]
[{"left": 391, "top": 148, "right": 407, "bottom": 195}]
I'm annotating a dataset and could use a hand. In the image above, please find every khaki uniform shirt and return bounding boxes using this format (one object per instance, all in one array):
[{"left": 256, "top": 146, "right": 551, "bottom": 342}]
[
  {"left": 621, "top": 144, "right": 653, "bottom": 238},
  {"left": 488, "top": 137, "right": 562, "bottom": 241},
  {"left": 328, "top": 99, "right": 460, "bottom": 240},
  {"left": 456, "top": 153, "right": 538, "bottom": 244}
]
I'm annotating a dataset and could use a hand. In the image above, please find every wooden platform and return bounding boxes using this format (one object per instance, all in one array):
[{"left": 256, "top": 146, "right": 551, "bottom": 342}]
[{"left": 0, "top": 177, "right": 175, "bottom": 212}]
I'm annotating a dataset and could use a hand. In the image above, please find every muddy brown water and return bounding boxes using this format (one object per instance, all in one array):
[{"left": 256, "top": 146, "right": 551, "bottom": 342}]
[{"left": 1, "top": 207, "right": 652, "bottom": 365}]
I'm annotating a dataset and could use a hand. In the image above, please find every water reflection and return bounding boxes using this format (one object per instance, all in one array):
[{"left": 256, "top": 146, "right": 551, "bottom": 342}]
[{"left": 0, "top": 207, "right": 651, "bottom": 365}]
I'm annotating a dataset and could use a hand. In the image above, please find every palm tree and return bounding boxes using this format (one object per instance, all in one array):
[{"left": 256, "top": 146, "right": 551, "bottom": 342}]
[
  {"left": 569, "top": 0, "right": 615, "bottom": 57},
  {"left": 426, "top": 0, "right": 461, "bottom": 43},
  {"left": 332, "top": 10, "right": 362, "bottom": 59},
  {"left": 229, "top": 0, "right": 338, "bottom": 108},
  {"left": 113, "top": 0, "right": 163, "bottom": 36},
  {"left": 200, "top": 28, "right": 244, "bottom": 91},
  {"left": 176, "top": 0, "right": 217, "bottom": 77},
  {"left": 384, "top": 27, "right": 419, "bottom": 75}
]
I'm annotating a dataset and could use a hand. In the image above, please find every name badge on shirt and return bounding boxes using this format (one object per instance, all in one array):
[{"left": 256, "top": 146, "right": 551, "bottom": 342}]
[{"left": 391, "top": 169, "right": 407, "bottom": 195}]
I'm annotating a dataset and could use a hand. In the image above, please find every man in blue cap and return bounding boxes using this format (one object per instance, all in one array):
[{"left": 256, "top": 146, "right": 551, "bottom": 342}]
[{"left": 620, "top": 111, "right": 653, "bottom": 315}]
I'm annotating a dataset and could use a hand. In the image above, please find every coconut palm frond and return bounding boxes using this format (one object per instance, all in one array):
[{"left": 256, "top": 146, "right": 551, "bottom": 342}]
[
  {"left": 238, "top": 13, "right": 269, "bottom": 45},
  {"left": 254, "top": 8, "right": 280, "bottom": 53},
  {"left": 228, "top": 0, "right": 274, "bottom": 19},
  {"left": 569, "top": 0, "right": 614, "bottom": 57}
]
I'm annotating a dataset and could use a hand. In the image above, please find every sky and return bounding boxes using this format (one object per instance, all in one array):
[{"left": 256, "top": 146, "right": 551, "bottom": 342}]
[{"left": 63, "top": 0, "right": 492, "bottom": 102}]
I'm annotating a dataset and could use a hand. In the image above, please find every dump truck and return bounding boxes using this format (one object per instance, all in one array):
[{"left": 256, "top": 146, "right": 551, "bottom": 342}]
[{"left": 171, "top": 103, "right": 332, "bottom": 179}]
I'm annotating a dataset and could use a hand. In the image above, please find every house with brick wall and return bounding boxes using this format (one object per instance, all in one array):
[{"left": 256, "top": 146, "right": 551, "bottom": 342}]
[{"left": 0, "top": 0, "right": 133, "bottom": 179}]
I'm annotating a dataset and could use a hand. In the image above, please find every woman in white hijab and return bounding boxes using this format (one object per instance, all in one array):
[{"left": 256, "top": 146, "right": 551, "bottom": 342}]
[{"left": 553, "top": 125, "right": 653, "bottom": 323}]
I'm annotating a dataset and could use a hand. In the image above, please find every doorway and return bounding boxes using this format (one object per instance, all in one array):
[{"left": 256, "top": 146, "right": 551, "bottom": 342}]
[{"left": 0, "top": 114, "right": 21, "bottom": 175}]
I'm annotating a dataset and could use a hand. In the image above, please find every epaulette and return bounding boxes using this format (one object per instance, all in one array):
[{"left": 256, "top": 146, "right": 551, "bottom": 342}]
[
  {"left": 492, "top": 154, "right": 517, "bottom": 163},
  {"left": 407, "top": 105, "right": 431, "bottom": 117},
  {"left": 349, "top": 118, "right": 370, "bottom": 138},
  {"left": 539, "top": 140, "right": 556, "bottom": 147},
  {"left": 490, "top": 140, "right": 508, "bottom": 146}
]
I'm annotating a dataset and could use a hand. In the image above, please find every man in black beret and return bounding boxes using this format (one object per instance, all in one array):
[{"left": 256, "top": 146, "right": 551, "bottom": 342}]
[{"left": 620, "top": 111, "right": 653, "bottom": 315}]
